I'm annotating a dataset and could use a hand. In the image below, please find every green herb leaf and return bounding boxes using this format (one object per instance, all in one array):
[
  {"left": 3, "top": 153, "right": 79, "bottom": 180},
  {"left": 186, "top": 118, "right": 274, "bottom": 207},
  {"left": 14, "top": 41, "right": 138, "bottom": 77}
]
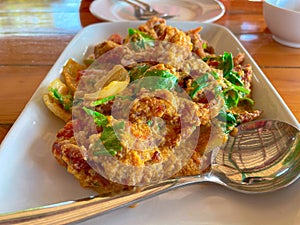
[
  {"left": 224, "top": 79, "right": 250, "bottom": 95},
  {"left": 217, "top": 110, "right": 237, "bottom": 133},
  {"left": 83, "top": 106, "right": 124, "bottom": 156},
  {"left": 128, "top": 63, "right": 151, "bottom": 82},
  {"left": 92, "top": 122, "right": 124, "bottom": 156},
  {"left": 189, "top": 73, "right": 210, "bottom": 98},
  {"left": 128, "top": 28, "right": 155, "bottom": 49},
  {"left": 223, "top": 89, "right": 239, "bottom": 108},
  {"left": 210, "top": 70, "right": 219, "bottom": 79},
  {"left": 147, "top": 120, "right": 153, "bottom": 126},
  {"left": 239, "top": 97, "right": 254, "bottom": 106},
  {"left": 73, "top": 98, "right": 83, "bottom": 106},
  {"left": 193, "top": 73, "right": 209, "bottom": 86},
  {"left": 138, "top": 69, "right": 178, "bottom": 90},
  {"left": 95, "top": 149, "right": 118, "bottom": 156},
  {"left": 144, "top": 69, "right": 175, "bottom": 79},
  {"left": 92, "top": 138, "right": 118, "bottom": 156},
  {"left": 49, "top": 88, "right": 73, "bottom": 111},
  {"left": 100, "top": 126, "right": 123, "bottom": 153},
  {"left": 82, "top": 106, "right": 108, "bottom": 127},
  {"left": 114, "top": 121, "right": 125, "bottom": 130},
  {"left": 219, "top": 52, "right": 234, "bottom": 77},
  {"left": 91, "top": 95, "right": 115, "bottom": 107},
  {"left": 128, "top": 28, "right": 154, "bottom": 41},
  {"left": 190, "top": 83, "right": 210, "bottom": 99},
  {"left": 224, "top": 71, "right": 244, "bottom": 86}
]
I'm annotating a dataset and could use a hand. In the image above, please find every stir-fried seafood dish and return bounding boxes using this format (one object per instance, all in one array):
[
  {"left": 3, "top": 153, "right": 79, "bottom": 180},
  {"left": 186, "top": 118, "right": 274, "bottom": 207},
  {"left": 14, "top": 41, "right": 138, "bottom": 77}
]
[{"left": 43, "top": 17, "right": 262, "bottom": 195}]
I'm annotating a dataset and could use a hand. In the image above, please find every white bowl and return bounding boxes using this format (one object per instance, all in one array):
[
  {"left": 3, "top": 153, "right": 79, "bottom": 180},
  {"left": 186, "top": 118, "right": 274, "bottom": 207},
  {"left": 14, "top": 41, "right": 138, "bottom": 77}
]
[{"left": 263, "top": 0, "right": 300, "bottom": 48}]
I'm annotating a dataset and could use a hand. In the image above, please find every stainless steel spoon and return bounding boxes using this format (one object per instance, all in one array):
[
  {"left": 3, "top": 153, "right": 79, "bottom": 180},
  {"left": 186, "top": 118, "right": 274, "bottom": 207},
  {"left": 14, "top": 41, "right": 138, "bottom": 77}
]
[{"left": 0, "top": 119, "right": 299, "bottom": 224}]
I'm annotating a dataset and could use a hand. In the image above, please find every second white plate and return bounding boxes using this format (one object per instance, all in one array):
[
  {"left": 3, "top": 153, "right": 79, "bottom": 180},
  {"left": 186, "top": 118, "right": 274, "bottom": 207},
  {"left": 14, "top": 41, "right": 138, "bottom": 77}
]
[{"left": 90, "top": 0, "right": 225, "bottom": 22}]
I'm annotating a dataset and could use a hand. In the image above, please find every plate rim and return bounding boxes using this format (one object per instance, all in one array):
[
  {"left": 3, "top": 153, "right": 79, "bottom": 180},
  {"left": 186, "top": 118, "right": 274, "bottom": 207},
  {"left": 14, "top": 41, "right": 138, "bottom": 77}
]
[{"left": 89, "top": 0, "right": 226, "bottom": 22}]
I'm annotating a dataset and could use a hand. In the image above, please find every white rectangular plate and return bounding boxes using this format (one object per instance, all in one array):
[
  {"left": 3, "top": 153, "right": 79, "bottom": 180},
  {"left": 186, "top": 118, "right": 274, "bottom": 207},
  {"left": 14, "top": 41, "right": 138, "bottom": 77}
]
[{"left": 0, "top": 22, "right": 299, "bottom": 225}]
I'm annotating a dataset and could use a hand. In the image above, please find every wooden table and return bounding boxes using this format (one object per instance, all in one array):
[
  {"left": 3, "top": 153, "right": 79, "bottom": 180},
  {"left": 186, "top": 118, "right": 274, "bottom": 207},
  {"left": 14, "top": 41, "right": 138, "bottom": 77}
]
[{"left": 0, "top": 0, "right": 299, "bottom": 144}]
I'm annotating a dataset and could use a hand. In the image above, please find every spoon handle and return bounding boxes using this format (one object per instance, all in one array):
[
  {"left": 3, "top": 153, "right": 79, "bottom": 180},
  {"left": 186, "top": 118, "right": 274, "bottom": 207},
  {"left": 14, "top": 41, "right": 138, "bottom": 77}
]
[{"left": 0, "top": 176, "right": 209, "bottom": 224}]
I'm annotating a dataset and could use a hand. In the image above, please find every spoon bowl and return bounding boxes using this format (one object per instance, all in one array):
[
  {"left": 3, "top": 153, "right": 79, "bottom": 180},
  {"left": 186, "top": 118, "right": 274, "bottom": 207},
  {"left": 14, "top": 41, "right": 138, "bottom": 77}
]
[
  {"left": 1, "top": 119, "right": 299, "bottom": 224},
  {"left": 210, "top": 120, "right": 300, "bottom": 193}
]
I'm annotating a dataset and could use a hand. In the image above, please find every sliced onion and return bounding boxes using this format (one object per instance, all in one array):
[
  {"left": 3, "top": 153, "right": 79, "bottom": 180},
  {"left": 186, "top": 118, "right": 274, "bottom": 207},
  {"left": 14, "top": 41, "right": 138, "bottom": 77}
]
[{"left": 85, "top": 65, "right": 130, "bottom": 100}]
